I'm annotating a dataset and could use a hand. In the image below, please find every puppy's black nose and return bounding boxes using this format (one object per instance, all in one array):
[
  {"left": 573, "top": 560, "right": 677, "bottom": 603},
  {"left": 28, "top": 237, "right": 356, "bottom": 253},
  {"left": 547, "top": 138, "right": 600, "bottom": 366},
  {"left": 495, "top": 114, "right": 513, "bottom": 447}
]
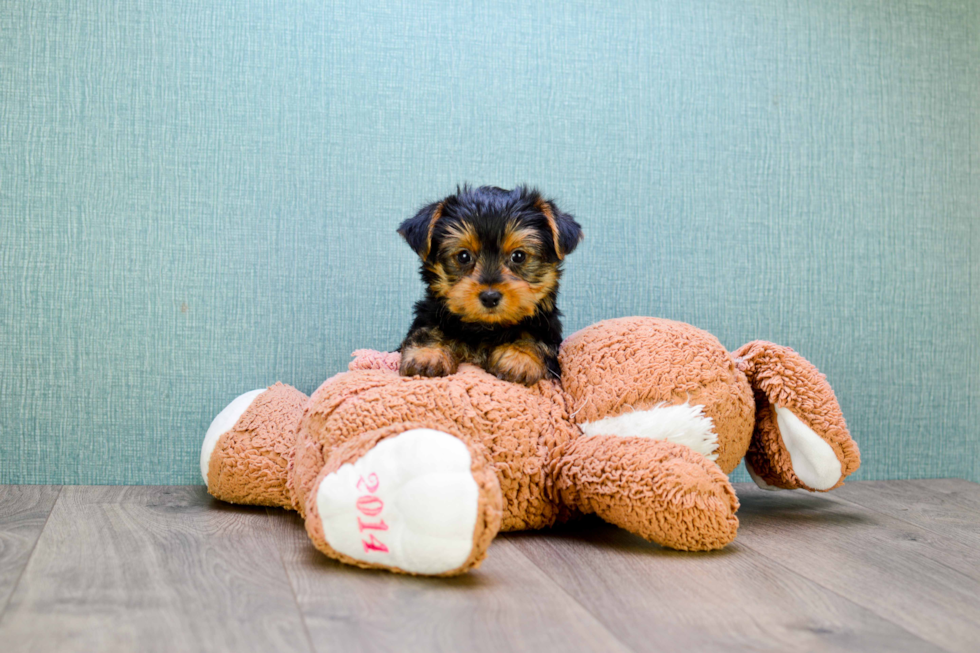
[{"left": 479, "top": 290, "right": 502, "bottom": 308}]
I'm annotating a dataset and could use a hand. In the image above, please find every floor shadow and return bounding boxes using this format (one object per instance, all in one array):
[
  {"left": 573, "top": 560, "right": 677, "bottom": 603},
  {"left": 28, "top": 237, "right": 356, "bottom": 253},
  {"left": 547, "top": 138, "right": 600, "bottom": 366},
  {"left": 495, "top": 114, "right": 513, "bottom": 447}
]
[
  {"left": 280, "top": 515, "right": 494, "bottom": 589},
  {"left": 203, "top": 497, "right": 271, "bottom": 517},
  {"left": 736, "top": 490, "right": 874, "bottom": 528},
  {"left": 203, "top": 490, "right": 871, "bottom": 586},
  {"left": 503, "top": 516, "right": 739, "bottom": 559}
]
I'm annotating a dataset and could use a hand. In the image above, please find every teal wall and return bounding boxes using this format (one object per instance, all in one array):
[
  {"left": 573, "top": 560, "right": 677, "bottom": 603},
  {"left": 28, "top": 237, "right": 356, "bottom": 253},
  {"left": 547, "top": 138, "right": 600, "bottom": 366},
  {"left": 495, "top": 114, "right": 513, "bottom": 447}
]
[{"left": 2, "top": 1, "right": 978, "bottom": 485}]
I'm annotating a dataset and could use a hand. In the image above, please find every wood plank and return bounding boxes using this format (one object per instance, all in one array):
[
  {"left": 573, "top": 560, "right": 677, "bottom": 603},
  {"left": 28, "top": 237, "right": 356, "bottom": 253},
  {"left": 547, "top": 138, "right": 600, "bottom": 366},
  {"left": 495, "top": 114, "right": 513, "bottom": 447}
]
[
  {"left": 510, "top": 516, "right": 939, "bottom": 653},
  {"left": 0, "top": 486, "right": 313, "bottom": 653},
  {"left": 833, "top": 479, "right": 980, "bottom": 548},
  {"left": 269, "top": 510, "right": 632, "bottom": 653},
  {"left": 902, "top": 478, "right": 980, "bottom": 514},
  {"left": 733, "top": 483, "right": 980, "bottom": 653},
  {"left": 0, "top": 486, "right": 61, "bottom": 616}
]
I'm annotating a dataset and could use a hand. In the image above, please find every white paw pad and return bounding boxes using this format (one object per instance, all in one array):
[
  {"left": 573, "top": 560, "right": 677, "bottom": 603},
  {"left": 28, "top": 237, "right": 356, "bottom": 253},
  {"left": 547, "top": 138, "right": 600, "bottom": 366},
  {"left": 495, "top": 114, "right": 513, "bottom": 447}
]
[
  {"left": 774, "top": 404, "right": 842, "bottom": 490},
  {"left": 315, "top": 429, "right": 480, "bottom": 575}
]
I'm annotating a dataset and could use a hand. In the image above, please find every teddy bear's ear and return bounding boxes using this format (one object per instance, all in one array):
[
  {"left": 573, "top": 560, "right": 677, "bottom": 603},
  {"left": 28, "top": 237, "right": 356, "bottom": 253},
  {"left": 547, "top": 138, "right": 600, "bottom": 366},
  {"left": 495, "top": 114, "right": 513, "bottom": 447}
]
[
  {"left": 398, "top": 201, "right": 444, "bottom": 260},
  {"left": 536, "top": 198, "right": 583, "bottom": 260}
]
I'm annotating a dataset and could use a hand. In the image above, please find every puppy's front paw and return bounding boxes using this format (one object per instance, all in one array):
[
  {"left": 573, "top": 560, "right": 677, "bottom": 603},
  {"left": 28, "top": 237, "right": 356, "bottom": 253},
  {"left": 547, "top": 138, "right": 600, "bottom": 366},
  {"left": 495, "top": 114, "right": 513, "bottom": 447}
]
[
  {"left": 488, "top": 343, "right": 547, "bottom": 386},
  {"left": 400, "top": 346, "right": 458, "bottom": 378}
]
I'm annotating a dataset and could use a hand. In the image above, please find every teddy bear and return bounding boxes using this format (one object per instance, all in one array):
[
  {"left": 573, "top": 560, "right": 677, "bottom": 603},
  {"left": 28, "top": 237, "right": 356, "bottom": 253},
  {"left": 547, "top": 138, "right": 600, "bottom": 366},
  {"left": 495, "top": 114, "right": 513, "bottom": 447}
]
[{"left": 200, "top": 317, "right": 860, "bottom": 576}]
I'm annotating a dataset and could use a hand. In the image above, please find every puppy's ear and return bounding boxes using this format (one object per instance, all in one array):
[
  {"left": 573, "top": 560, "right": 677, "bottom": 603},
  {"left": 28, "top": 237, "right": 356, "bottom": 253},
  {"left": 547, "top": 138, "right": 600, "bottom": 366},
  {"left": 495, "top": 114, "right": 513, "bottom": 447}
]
[
  {"left": 397, "top": 201, "right": 444, "bottom": 260},
  {"left": 537, "top": 199, "right": 583, "bottom": 260}
]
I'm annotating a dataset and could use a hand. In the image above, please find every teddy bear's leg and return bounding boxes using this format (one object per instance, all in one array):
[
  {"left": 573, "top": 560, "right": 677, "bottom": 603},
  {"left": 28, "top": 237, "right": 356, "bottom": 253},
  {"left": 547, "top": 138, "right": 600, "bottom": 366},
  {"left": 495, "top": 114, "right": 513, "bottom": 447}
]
[
  {"left": 555, "top": 435, "right": 740, "bottom": 551},
  {"left": 304, "top": 424, "right": 503, "bottom": 576},
  {"left": 201, "top": 382, "right": 308, "bottom": 508},
  {"left": 734, "top": 341, "right": 861, "bottom": 492}
]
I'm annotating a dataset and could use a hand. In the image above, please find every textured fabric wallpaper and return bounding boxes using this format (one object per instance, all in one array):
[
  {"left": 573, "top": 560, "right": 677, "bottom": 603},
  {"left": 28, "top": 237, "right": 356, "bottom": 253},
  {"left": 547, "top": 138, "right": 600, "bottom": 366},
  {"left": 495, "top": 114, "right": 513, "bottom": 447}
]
[{"left": 1, "top": 1, "right": 977, "bottom": 484}]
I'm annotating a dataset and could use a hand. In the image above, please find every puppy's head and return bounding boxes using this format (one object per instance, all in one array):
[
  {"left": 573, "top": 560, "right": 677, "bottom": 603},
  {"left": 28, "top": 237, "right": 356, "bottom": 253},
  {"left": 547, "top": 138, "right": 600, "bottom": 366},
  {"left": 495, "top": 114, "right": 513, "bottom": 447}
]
[{"left": 399, "top": 185, "right": 583, "bottom": 326}]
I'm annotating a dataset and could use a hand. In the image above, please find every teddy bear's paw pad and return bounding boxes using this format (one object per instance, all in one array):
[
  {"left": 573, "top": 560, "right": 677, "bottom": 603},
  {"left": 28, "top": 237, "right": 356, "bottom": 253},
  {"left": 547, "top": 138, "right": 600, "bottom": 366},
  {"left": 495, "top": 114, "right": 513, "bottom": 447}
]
[
  {"left": 316, "top": 429, "right": 480, "bottom": 575},
  {"left": 201, "top": 388, "right": 266, "bottom": 486},
  {"left": 774, "top": 404, "right": 842, "bottom": 490}
]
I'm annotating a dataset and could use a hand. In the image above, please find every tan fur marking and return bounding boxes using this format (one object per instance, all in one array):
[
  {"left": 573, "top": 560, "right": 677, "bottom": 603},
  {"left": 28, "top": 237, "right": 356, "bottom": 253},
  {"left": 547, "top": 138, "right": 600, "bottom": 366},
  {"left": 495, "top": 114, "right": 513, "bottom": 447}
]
[
  {"left": 502, "top": 223, "right": 542, "bottom": 254},
  {"left": 421, "top": 202, "right": 444, "bottom": 259},
  {"left": 535, "top": 199, "right": 564, "bottom": 260},
  {"left": 488, "top": 340, "right": 548, "bottom": 386},
  {"left": 441, "top": 221, "right": 481, "bottom": 257},
  {"left": 445, "top": 275, "right": 540, "bottom": 325},
  {"left": 400, "top": 344, "right": 458, "bottom": 378},
  {"left": 528, "top": 267, "right": 558, "bottom": 309},
  {"left": 429, "top": 261, "right": 452, "bottom": 298}
]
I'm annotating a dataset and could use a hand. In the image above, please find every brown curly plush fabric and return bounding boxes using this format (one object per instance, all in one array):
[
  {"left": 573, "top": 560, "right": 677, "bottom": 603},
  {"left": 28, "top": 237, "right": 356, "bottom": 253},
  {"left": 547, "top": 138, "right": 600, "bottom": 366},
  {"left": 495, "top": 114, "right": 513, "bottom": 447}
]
[
  {"left": 288, "top": 363, "right": 581, "bottom": 532},
  {"left": 560, "top": 317, "right": 755, "bottom": 474},
  {"left": 735, "top": 341, "right": 861, "bottom": 491},
  {"left": 348, "top": 349, "right": 401, "bottom": 372},
  {"left": 204, "top": 317, "right": 860, "bottom": 575},
  {"left": 207, "top": 382, "right": 308, "bottom": 508},
  {"left": 554, "top": 434, "right": 740, "bottom": 550}
]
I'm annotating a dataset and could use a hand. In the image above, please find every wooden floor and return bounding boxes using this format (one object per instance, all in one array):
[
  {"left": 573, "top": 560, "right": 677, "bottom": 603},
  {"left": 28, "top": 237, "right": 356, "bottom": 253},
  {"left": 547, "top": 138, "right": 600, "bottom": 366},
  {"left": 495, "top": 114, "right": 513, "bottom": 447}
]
[{"left": 1, "top": 481, "right": 979, "bottom": 652}]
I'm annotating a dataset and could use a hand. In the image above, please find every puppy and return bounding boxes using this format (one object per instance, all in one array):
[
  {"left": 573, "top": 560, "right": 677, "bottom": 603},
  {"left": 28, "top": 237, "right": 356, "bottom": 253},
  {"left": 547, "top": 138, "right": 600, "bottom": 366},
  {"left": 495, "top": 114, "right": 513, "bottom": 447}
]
[{"left": 397, "top": 185, "right": 582, "bottom": 386}]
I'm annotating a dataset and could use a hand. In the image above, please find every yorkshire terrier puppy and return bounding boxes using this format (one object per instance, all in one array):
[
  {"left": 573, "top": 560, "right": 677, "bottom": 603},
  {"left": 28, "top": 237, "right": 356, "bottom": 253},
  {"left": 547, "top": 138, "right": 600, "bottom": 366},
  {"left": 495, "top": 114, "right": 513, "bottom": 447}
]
[{"left": 397, "top": 185, "right": 582, "bottom": 386}]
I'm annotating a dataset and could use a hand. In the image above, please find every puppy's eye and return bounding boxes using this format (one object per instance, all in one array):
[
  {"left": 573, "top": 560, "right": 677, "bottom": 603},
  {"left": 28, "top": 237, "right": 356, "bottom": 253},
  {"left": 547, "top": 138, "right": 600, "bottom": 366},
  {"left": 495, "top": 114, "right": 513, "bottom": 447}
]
[
  {"left": 456, "top": 250, "right": 472, "bottom": 265},
  {"left": 510, "top": 250, "right": 526, "bottom": 264}
]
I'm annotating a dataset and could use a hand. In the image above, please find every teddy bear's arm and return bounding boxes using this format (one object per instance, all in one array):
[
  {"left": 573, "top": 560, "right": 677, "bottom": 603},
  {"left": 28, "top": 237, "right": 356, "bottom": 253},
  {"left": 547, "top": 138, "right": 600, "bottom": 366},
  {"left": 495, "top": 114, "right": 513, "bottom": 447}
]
[
  {"left": 553, "top": 435, "right": 740, "bottom": 551},
  {"left": 735, "top": 341, "right": 861, "bottom": 492},
  {"left": 202, "top": 383, "right": 308, "bottom": 508}
]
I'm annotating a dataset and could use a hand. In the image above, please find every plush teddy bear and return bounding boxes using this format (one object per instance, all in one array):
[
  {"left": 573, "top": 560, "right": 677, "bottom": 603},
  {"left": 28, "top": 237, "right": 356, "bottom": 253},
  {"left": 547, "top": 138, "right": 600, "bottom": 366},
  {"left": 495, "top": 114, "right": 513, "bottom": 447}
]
[{"left": 201, "top": 317, "right": 859, "bottom": 576}]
